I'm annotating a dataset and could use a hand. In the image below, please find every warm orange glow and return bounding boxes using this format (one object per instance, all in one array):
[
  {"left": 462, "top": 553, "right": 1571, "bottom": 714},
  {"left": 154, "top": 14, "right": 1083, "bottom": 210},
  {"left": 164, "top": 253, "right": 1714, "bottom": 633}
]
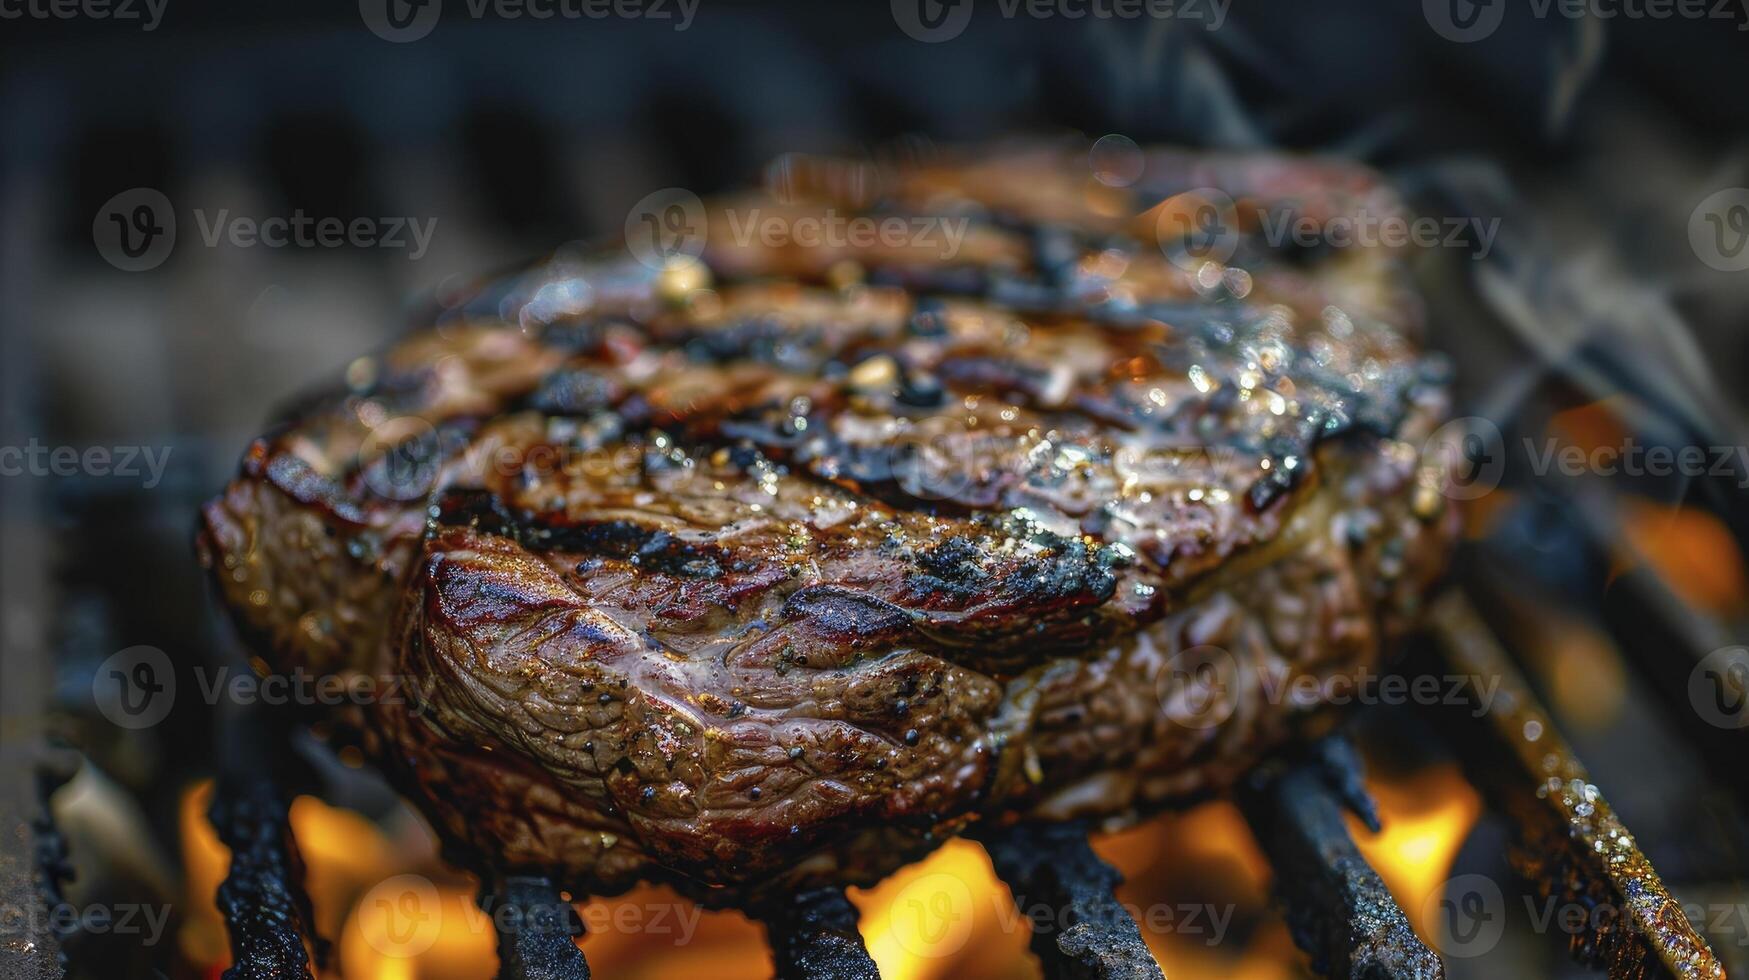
[
  {"left": 1617, "top": 497, "right": 1749, "bottom": 615},
  {"left": 336, "top": 878, "right": 497, "bottom": 980},
  {"left": 1098, "top": 802, "right": 1296, "bottom": 980},
  {"left": 183, "top": 778, "right": 1465, "bottom": 978},
  {"left": 850, "top": 838, "right": 1030, "bottom": 980},
  {"left": 1348, "top": 764, "right": 1483, "bottom": 942},
  {"left": 177, "top": 780, "right": 231, "bottom": 971},
  {"left": 1458, "top": 488, "right": 1516, "bottom": 540},
  {"left": 1515, "top": 609, "right": 1627, "bottom": 732},
  {"left": 1548, "top": 399, "right": 1630, "bottom": 456},
  {"left": 290, "top": 795, "right": 402, "bottom": 942},
  {"left": 576, "top": 885, "right": 769, "bottom": 980}
]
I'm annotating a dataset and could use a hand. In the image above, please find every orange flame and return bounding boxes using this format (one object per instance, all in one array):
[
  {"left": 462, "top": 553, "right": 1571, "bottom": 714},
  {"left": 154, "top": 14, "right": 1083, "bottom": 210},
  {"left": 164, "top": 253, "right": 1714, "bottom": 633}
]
[
  {"left": 1348, "top": 763, "right": 1483, "bottom": 942},
  {"left": 1617, "top": 497, "right": 1749, "bottom": 616}
]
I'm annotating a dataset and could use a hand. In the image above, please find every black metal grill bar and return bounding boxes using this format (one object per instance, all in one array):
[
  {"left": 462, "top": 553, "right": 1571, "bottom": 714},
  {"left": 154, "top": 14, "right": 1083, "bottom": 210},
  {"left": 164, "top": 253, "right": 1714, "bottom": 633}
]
[
  {"left": 761, "top": 886, "right": 881, "bottom": 980},
  {"left": 1429, "top": 593, "right": 1724, "bottom": 980},
  {"left": 209, "top": 769, "right": 317, "bottom": 980},
  {"left": 486, "top": 876, "right": 591, "bottom": 980},
  {"left": 1238, "top": 742, "right": 1445, "bottom": 980},
  {"left": 976, "top": 821, "right": 1165, "bottom": 980},
  {"left": 206, "top": 702, "right": 321, "bottom": 980}
]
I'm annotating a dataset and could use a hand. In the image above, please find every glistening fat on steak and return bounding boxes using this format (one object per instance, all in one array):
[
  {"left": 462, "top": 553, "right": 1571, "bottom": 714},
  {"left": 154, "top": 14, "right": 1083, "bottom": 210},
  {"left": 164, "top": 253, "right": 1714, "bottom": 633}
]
[{"left": 198, "top": 146, "right": 1458, "bottom": 906}]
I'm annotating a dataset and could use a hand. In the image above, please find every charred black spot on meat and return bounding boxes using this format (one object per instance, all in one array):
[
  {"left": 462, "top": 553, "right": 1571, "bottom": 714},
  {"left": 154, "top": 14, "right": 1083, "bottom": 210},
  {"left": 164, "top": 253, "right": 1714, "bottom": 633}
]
[
  {"left": 433, "top": 488, "right": 725, "bottom": 577},
  {"left": 1027, "top": 223, "right": 1082, "bottom": 288},
  {"left": 913, "top": 538, "right": 987, "bottom": 586},
  {"left": 538, "top": 319, "right": 609, "bottom": 354},
  {"left": 934, "top": 355, "right": 1055, "bottom": 404},
  {"left": 541, "top": 522, "right": 726, "bottom": 578},
  {"left": 908, "top": 298, "right": 950, "bottom": 338},
  {"left": 525, "top": 368, "right": 621, "bottom": 415},
  {"left": 719, "top": 406, "right": 817, "bottom": 453},
  {"left": 894, "top": 367, "right": 946, "bottom": 409},
  {"left": 432, "top": 487, "right": 524, "bottom": 540},
  {"left": 683, "top": 318, "right": 825, "bottom": 370},
  {"left": 997, "top": 537, "right": 1119, "bottom": 610},
  {"left": 783, "top": 586, "right": 913, "bottom": 640}
]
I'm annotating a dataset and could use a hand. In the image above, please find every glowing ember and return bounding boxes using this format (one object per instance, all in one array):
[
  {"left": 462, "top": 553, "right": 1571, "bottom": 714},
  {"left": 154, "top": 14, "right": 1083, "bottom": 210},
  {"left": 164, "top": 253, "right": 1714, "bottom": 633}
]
[
  {"left": 1348, "top": 763, "right": 1483, "bottom": 942},
  {"left": 1617, "top": 498, "right": 1749, "bottom": 616},
  {"left": 850, "top": 838, "right": 1028, "bottom": 980},
  {"left": 1099, "top": 802, "right": 1298, "bottom": 980},
  {"left": 176, "top": 781, "right": 230, "bottom": 972}
]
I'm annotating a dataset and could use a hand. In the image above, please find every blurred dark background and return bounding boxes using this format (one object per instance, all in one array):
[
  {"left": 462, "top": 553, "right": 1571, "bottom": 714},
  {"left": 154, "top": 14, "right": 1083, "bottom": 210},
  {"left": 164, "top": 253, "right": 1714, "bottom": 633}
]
[{"left": 3, "top": 2, "right": 1749, "bottom": 978}]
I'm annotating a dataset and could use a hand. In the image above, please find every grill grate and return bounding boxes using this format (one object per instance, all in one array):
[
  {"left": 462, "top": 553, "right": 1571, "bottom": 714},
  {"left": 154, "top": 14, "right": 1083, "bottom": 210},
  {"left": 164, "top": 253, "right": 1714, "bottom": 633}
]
[
  {"left": 1237, "top": 743, "right": 1444, "bottom": 980},
  {"left": 762, "top": 886, "right": 880, "bottom": 980},
  {"left": 210, "top": 713, "right": 319, "bottom": 980},
  {"left": 1430, "top": 595, "right": 1725, "bottom": 980},
  {"left": 192, "top": 727, "right": 1436, "bottom": 979},
  {"left": 186, "top": 610, "right": 1732, "bottom": 980},
  {"left": 486, "top": 877, "right": 592, "bottom": 980},
  {"left": 975, "top": 821, "right": 1165, "bottom": 980}
]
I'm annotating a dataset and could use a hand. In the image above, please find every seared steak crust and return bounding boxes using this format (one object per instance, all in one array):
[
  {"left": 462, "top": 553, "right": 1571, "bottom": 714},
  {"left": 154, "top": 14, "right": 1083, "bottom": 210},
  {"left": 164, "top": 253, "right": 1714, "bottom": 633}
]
[{"left": 199, "top": 146, "right": 1457, "bottom": 904}]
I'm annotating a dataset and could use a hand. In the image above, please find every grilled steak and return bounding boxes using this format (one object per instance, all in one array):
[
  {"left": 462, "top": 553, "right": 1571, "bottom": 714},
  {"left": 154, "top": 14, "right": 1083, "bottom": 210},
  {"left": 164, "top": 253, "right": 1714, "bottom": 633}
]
[{"left": 198, "top": 145, "right": 1458, "bottom": 905}]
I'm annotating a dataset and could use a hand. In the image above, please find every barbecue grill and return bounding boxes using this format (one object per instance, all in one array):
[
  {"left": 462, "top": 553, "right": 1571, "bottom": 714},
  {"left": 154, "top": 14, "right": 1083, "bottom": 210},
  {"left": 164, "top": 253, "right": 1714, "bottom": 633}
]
[{"left": 4, "top": 4, "right": 1748, "bottom": 979}]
